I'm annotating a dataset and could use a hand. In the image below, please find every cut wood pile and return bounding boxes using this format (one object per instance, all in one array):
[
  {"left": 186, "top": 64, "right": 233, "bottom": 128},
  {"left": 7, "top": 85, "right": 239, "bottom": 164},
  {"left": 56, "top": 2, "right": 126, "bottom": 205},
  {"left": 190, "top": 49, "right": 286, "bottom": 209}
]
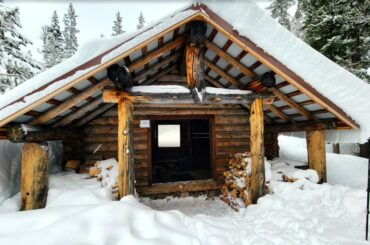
[
  {"left": 65, "top": 158, "right": 119, "bottom": 199},
  {"left": 221, "top": 152, "right": 253, "bottom": 211}
]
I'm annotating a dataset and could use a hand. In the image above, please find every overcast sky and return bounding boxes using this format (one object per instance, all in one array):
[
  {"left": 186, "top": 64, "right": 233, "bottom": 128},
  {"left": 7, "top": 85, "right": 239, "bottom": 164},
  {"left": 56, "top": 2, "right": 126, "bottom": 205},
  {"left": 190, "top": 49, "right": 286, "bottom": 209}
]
[{"left": 4, "top": 0, "right": 270, "bottom": 62}]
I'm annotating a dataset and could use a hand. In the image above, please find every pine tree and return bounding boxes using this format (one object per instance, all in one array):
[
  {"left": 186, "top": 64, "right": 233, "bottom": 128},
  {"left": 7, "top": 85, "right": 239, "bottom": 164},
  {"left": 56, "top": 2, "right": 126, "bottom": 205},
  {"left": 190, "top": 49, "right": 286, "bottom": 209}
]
[
  {"left": 301, "top": 0, "right": 370, "bottom": 82},
  {"left": 42, "top": 10, "right": 64, "bottom": 69},
  {"left": 136, "top": 11, "right": 146, "bottom": 30},
  {"left": 0, "top": 4, "right": 41, "bottom": 93},
  {"left": 266, "top": 0, "right": 295, "bottom": 30},
  {"left": 112, "top": 11, "right": 124, "bottom": 36},
  {"left": 63, "top": 3, "right": 79, "bottom": 59}
]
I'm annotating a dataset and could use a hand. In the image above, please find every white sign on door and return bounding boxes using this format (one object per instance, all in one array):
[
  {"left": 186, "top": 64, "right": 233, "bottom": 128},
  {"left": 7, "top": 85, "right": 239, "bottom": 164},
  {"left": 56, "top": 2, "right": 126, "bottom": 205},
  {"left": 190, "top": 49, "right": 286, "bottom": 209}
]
[{"left": 140, "top": 120, "right": 150, "bottom": 128}]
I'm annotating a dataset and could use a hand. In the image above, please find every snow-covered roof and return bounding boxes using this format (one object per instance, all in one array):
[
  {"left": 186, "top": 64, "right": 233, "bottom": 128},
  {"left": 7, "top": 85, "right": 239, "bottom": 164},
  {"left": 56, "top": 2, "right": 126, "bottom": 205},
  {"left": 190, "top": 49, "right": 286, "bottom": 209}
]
[{"left": 0, "top": 0, "right": 369, "bottom": 143}]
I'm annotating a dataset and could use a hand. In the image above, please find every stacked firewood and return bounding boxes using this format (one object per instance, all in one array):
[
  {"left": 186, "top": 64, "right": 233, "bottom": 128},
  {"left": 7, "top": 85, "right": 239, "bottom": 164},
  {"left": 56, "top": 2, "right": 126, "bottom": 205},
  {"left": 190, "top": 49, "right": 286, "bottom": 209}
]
[
  {"left": 221, "top": 152, "right": 253, "bottom": 211},
  {"left": 65, "top": 159, "right": 119, "bottom": 199}
]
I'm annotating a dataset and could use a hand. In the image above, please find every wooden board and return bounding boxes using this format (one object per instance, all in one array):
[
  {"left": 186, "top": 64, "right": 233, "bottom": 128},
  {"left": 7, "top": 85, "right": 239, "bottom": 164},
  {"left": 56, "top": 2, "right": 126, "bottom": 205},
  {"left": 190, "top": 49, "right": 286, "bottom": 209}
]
[{"left": 136, "top": 179, "right": 220, "bottom": 196}]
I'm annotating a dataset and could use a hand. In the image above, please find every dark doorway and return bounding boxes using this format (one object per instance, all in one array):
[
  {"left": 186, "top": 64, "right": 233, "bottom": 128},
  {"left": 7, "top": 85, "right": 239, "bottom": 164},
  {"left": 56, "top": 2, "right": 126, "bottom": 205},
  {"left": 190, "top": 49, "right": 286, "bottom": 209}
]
[{"left": 151, "top": 118, "right": 211, "bottom": 183}]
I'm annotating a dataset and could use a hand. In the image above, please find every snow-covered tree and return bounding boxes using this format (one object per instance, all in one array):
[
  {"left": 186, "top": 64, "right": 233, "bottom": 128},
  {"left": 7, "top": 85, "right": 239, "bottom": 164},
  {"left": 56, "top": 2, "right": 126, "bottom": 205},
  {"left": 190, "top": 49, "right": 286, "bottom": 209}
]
[
  {"left": 0, "top": 4, "right": 41, "bottom": 93},
  {"left": 41, "top": 10, "right": 64, "bottom": 69},
  {"left": 266, "top": 0, "right": 295, "bottom": 30},
  {"left": 301, "top": 0, "right": 370, "bottom": 82},
  {"left": 63, "top": 3, "right": 79, "bottom": 59},
  {"left": 112, "top": 11, "right": 124, "bottom": 36},
  {"left": 136, "top": 11, "right": 146, "bottom": 30},
  {"left": 291, "top": 0, "right": 304, "bottom": 38}
]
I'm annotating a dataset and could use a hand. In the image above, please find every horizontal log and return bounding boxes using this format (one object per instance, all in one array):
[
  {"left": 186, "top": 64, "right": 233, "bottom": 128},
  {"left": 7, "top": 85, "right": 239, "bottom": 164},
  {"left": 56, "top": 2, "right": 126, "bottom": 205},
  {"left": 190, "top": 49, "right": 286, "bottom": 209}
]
[
  {"left": 7, "top": 124, "right": 83, "bottom": 143},
  {"left": 214, "top": 116, "right": 248, "bottom": 124},
  {"left": 267, "top": 120, "right": 338, "bottom": 132},
  {"left": 215, "top": 124, "right": 249, "bottom": 132},
  {"left": 136, "top": 179, "right": 220, "bottom": 196},
  {"left": 127, "top": 91, "right": 273, "bottom": 105},
  {"left": 134, "top": 109, "right": 245, "bottom": 116}
]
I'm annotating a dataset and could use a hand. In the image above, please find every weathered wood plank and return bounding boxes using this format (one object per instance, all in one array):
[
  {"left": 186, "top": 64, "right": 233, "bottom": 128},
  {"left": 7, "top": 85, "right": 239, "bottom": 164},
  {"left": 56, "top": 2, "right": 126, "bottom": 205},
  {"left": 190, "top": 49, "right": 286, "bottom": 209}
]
[{"left": 136, "top": 179, "right": 220, "bottom": 196}]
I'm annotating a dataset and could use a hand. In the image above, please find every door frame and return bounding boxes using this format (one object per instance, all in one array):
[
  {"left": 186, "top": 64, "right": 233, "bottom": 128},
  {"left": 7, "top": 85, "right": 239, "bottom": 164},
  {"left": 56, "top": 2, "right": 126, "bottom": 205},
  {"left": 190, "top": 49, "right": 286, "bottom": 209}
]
[{"left": 145, "top": 115, "right": 216, "bottom": 186}]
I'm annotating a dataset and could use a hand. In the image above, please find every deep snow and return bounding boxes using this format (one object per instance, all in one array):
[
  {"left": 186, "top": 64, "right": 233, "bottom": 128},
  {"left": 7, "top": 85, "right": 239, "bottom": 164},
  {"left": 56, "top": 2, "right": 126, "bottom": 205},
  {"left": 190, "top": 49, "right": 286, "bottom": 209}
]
[{"left": 0, "top": 156, "right": 367, "bottom": 245}]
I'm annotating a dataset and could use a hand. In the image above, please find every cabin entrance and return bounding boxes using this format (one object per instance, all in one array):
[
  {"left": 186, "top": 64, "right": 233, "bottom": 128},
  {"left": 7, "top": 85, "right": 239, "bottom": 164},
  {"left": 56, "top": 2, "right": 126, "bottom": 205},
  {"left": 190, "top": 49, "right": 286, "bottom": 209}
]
[{"left": 151, "top": 117, "right": 212, "bottom": 184}]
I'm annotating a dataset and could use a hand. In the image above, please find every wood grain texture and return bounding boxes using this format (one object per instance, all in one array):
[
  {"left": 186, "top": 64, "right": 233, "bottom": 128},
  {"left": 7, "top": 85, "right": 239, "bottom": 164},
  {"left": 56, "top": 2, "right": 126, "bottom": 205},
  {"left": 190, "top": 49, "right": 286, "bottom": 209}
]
[
  {"left": 306, "top": 130, "right": 326, "bottom": 182},
  {"left": 250, "top": 98, "right": 265, "bottom": 203},
  {"left": 117, "top": 98, "right": 134, "bottom": 197},
  {"left": 21, "top": 142, "right": 49, "bottom": 210}
]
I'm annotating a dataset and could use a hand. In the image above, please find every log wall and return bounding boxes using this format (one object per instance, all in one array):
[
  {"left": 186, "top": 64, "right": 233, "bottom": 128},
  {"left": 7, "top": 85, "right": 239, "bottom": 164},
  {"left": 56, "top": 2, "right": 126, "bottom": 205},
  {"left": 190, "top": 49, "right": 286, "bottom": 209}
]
[{"left": 78, "top": 104, "right": 276, "bottom": 188}]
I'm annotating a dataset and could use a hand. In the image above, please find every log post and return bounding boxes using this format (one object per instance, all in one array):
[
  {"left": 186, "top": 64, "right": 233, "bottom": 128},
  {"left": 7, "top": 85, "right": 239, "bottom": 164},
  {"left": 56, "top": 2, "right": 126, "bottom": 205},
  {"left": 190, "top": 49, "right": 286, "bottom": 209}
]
[
  {"left": 21, "top": 142, "right": 49, "bottom": 211},
  {"left": 117, "top": 97, "right": 134, "bottom": 198},
  {"left": 249, "top": 98, "right": 265, "bottom": 203},
  {"left": 306, "top": 130, "right": 326, "bottom": 182}
]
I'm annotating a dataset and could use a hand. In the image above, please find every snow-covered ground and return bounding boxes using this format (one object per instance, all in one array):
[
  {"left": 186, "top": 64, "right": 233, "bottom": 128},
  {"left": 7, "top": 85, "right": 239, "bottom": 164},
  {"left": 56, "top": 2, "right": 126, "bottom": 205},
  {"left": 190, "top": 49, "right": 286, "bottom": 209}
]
[
  {"left": 0, "top": 153, "right": 367, "bottom": 245},
  {"left": 0, "top": 136, "right": 368, "bottom": 244}
]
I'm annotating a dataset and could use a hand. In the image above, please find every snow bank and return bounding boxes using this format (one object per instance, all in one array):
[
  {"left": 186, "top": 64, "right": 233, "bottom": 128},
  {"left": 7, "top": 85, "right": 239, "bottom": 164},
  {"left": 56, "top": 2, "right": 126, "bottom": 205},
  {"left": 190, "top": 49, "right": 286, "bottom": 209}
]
[
  {"left": 204, "top": 0, "right": 370, "bottom": 143},
  {"left": 0, "top": 140, "right": 63, "bottom": 204},
  {"left": 279, "top": 135, "right": 368, "bottom": 189},
  {"left": 0, "top": 171, "right": 366, "bottom": 244}
]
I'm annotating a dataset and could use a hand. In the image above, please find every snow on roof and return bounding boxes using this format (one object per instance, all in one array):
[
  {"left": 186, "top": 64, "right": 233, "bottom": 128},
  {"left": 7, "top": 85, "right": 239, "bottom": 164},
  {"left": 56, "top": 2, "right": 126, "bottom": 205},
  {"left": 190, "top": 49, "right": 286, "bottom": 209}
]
[
  {"left": 203, "top": 0, "right": 370, "bottom": 142},
  {"left": 205, "top": 87, "right": 251, "bottom": 95},
  {"left": 129, "top": 85, "right": 190, "bottom": 94},
  {"left": 0, "top": 4, "right": 196, "bottom": 123},
  {"left": 0, "top": 0, "right": 369, "bottom": 142}
]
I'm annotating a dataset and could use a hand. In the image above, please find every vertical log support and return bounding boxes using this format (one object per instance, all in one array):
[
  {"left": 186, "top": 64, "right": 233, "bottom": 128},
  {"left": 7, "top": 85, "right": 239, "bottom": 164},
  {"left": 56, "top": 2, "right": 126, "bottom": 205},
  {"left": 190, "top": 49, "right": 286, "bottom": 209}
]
[
  {"left": 306, "top": 130, "right": 327, "bottom": 182},
  {"left": 117, "top": 97, "right": 134, "bottom": 198},
  {"left": 250, "top": 98, "right": 265, "bottom": 203},
  {"left": 21, "top": 142, "right": 49, "bottom": 211}
]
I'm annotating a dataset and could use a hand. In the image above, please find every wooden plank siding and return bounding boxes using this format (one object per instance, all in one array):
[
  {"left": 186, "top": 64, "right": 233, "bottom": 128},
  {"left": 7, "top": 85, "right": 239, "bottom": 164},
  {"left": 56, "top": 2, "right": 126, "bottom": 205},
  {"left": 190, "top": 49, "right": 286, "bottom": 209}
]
[{"left": 78, "top": 104, "right": 276, "bottom": 191}]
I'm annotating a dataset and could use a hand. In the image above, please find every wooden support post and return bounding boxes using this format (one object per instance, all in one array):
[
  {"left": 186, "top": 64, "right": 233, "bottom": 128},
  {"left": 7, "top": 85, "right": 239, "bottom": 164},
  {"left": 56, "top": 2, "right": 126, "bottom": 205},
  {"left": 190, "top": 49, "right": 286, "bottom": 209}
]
[
  {"left": 332, "top": 143, "right": 340, "bottom": 154},
  {"left": 21, "top": 142, "right": 49, "bottom": 211},
  {"left": 117, "top": 98, "right": 134, "bottom": 198},
  {"left": 249, "top": 98, "right": 265, "bottom": 203},
  {"left": 186, "top": 45, "right": 204, "bottom": 90},
  {"left": 306, "top": 130, "right": 326, "bottom": 182}
]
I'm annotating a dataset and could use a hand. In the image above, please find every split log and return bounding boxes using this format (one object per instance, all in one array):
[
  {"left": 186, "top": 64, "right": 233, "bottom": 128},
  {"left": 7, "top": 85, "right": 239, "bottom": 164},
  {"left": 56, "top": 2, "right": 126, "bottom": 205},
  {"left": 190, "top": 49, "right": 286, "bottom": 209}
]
[
  {"left": 65, "top": 160, "right": 80, "bottom": 171},
  {"left": 306, "top": 130, "right": 326, "bottom": 182},
  {"left": 7, "top": 124, "right": 83, "bottom": 143},
  {"left": 21, "top": 142, "right": 49, "bottom": 211}
]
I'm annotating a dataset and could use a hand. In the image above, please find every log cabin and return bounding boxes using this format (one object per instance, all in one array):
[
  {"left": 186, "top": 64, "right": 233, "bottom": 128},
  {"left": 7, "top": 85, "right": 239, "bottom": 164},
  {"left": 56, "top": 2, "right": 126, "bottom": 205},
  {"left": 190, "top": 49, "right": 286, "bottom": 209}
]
[{"left": 0, "top": 2, "right": 369, "bottom": 210}]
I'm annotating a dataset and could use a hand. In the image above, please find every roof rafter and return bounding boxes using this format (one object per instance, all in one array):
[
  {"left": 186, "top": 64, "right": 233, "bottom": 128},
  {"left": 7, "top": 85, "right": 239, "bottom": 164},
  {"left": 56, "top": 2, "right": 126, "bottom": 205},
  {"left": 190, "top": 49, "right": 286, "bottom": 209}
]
[
  {"left": 53, "top": 97, "right": 104, "bottom": 127},
  {"left": 204, "top": 58, "right": 242, "bottom": 88},
  {"left": 30, "top": 78, "right": 110, "bottom": 125}
]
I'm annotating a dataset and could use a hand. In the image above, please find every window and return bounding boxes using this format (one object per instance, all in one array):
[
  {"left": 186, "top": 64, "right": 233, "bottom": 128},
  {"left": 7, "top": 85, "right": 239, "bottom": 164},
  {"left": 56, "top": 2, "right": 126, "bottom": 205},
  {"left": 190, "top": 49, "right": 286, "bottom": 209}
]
[{"left": 158, "top": 124, "right": 180, "bottom": 147}]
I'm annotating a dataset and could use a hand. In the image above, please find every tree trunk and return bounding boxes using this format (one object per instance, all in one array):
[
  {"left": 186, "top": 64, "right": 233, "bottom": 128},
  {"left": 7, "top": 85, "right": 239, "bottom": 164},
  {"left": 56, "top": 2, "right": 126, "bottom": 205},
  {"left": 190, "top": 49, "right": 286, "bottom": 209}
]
[{"left": 21, "top": 142, "right": 49, "bottom": 211}]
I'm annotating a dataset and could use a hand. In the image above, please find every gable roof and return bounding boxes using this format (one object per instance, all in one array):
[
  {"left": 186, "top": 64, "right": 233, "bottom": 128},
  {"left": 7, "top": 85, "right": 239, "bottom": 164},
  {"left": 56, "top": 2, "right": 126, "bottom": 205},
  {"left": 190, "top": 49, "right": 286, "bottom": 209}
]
[{"left": 0, "top": 1, "right": 369, "bottom": 143}]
